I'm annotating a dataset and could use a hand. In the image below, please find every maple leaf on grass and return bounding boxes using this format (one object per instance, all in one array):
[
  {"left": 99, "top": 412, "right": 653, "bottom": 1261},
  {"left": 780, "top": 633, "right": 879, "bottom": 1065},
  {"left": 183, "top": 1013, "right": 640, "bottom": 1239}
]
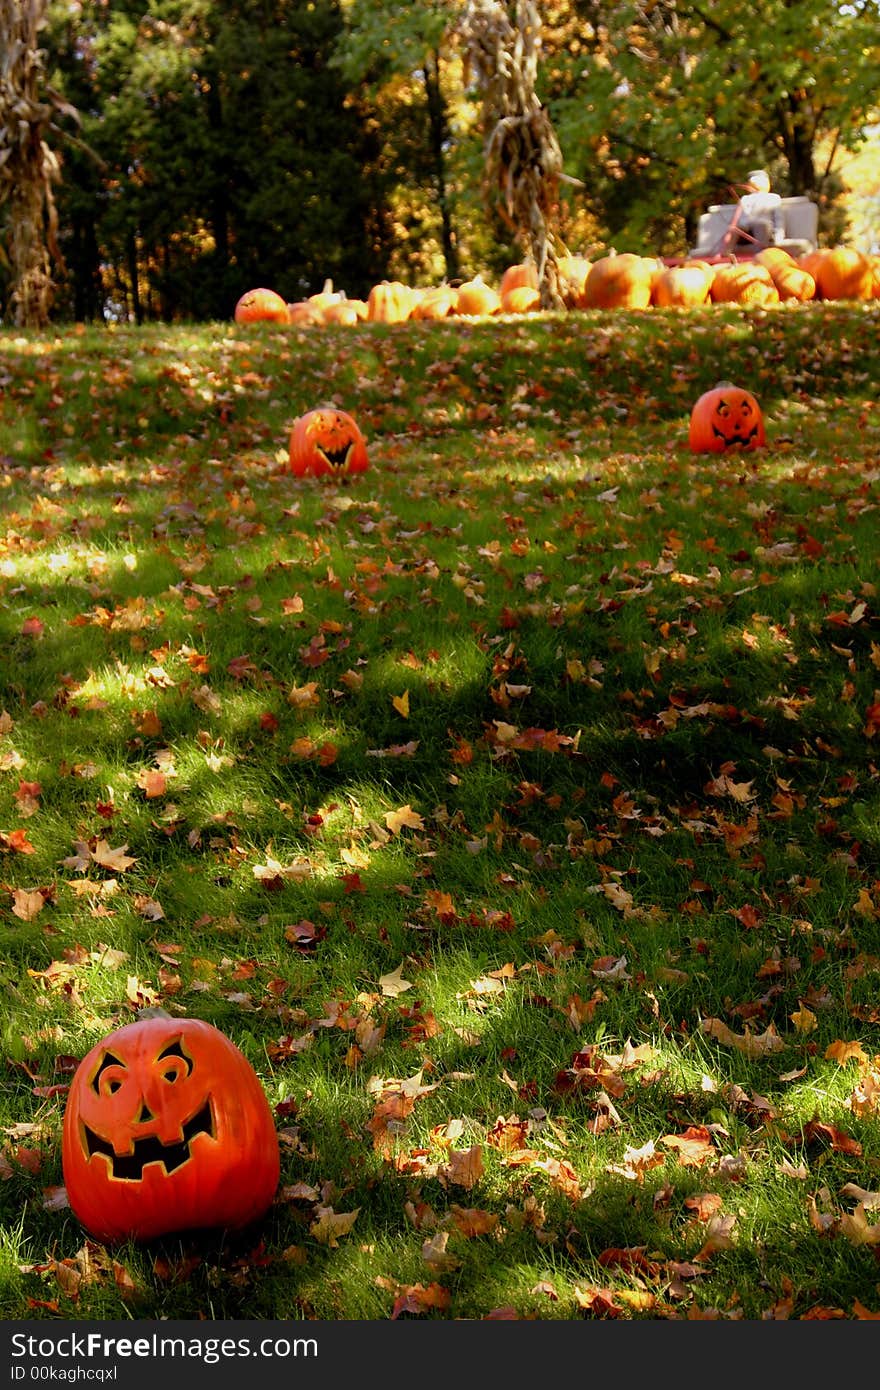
[
  {"left": 90, "top": 841, "right": 137, "bottom": 872},
  {"left": 309, "top": 1206, "right": 359, "bottom": 1247},
  {"left": 379, "top": 963, "right": 413, "bottom": 998},
  {"left": 700, "top": 1017, "right": 785, "bottom": 1058}
]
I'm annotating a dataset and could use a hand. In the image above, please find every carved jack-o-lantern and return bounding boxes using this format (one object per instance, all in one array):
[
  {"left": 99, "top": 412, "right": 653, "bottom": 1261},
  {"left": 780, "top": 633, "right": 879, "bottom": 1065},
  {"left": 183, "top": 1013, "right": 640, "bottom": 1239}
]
[
  {"left": 288, "top": 407, "right": 369, "bottom": 477},
  {"left": 62, "top": 1016, "right": 280, "bottom": 1244},
  {"left": 233, "top": 288, "right": 290, "bottom": 324},
  {"left": 688, "top": 382, "right": 766, "bottom": 454}
]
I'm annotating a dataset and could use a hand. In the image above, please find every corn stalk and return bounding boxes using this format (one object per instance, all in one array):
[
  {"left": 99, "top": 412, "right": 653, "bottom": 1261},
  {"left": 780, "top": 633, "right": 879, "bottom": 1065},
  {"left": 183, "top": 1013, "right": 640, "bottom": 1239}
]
[
  {"left": 458, "top": 0, "right": 563, "bottom": 308},
  {"left": 0, "top": 0, "right": 77, "bottom": 326}
]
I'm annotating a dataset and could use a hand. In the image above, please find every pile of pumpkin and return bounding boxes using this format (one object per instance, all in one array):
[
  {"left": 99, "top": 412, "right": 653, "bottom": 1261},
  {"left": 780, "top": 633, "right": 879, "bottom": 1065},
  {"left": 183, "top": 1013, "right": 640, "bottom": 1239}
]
[{"left": 235, "top": 244, "right": 880, "bottom": 328}]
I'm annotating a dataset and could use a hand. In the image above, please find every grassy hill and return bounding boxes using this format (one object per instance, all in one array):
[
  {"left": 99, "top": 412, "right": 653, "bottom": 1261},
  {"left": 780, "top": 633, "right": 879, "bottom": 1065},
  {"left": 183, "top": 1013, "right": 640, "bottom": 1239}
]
[{"left": 0, "top": 302, "right": 879, "bottom": 1322}]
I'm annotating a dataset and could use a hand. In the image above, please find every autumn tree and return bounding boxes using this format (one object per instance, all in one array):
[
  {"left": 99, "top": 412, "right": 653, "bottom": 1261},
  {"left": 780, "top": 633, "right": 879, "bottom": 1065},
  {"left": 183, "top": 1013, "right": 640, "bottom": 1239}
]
[
  {"left": 0, "top": 0, "right": 79, "bottom": 325},
  {"left": 547, "top": 0, "right": 880, "bottom": 254}
]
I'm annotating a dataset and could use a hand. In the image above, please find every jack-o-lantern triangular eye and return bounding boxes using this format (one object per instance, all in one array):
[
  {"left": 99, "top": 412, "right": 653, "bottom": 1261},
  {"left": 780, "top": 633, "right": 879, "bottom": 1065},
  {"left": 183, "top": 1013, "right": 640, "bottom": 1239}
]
[
  {"left": 156, "top": 1038, "right": 193, "bottom": 1079},
  {"left": 91, "top": 1051, "right": 126, "bottom": 1095}
]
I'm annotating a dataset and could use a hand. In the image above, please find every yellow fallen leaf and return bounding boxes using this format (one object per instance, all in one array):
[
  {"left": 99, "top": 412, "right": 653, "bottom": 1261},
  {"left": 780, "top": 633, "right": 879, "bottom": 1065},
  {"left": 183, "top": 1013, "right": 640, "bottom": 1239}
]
[
  {"left": 385, "top": 804, "right": 424, "bottom": 834},
  {"left": 392, "top": 690, "right": 410, "bottom": 717},
  {"left": 700, "top": 1017, "right": 785, "bottom": 1058},
  {"left": 379, "top": 963, "right": 413, "bottom": 998},
  {"left": 790, "top": 1005, "right": 817, "bottom": 1034}
]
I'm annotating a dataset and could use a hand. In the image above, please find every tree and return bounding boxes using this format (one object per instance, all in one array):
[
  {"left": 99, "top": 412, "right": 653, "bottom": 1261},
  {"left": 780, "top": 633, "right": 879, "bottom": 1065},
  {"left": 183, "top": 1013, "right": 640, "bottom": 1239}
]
[
  {"left": 458, "top": 0, "right": 564, "bottom": 304},
  {"left": 333, "top": 0, "right": 468, "bottom": 282},
  {"left": 547, "top": 0, "right": 880, "bottom": 254},
  {"left": 0, "top": 0, "right": 79, "bottom": 325}
]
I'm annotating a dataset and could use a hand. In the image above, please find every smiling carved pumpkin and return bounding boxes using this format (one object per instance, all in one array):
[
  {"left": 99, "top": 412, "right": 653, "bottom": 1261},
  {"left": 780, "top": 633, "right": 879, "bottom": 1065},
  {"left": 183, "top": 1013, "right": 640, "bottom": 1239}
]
[
  {"left": 62, "top": 1016, "right": 280, "bottom": 1244},
  {"left": 688, "top": 382, "right": 766, "bottom": 454},
  {"left": 288, "top": 407, "right": 369, "bottom": 477}
]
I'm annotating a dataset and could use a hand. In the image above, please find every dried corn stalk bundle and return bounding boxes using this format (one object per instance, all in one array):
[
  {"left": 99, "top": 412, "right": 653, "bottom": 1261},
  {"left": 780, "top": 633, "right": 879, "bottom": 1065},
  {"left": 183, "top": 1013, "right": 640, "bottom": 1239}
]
[
  {"left": 0, "top": 0, "right": 71, "bottom": 326},
  {"left": 459, "top": 0, "right": 563, "bottom": 308}
]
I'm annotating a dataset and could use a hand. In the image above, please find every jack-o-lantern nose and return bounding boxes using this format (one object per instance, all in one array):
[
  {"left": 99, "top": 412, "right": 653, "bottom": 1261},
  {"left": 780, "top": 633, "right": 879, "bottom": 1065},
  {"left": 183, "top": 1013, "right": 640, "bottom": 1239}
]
[{"left": 135, "top": 1101, "right": 156, "bottom": 1124}]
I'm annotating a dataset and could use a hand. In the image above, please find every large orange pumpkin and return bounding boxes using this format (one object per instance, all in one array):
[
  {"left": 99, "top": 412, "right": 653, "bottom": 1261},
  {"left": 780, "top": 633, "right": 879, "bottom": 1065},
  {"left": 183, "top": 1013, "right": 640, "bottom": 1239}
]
[
  {"left": 652, "top": 263, "right": 714, "bottom": 308},
  {"left": 367, "top": 281, "right": 416, "bottom": 323},
  {"left": 62, "top": 1015, "right": 280, "bottom": 1244},
  {"left": 233, "top": 288, "right": 290, "bottom": 324},
  {"left": 709, "top": 262, "right": 779, "bottom": 306},
  {"left": 580, "top": 253, "right": 656, "bottom": 310},
  {"left": 289, "top": 407, "right": 369, "bottom": 477},
  {"left": 810, "top": 246, "right": 874, "bottom": 301},
  {"left": 500, "top": 262, "right": 539, "bottom": 297},
  {"left": 689, "top": 382, "right": 766, "bottom": 454}
]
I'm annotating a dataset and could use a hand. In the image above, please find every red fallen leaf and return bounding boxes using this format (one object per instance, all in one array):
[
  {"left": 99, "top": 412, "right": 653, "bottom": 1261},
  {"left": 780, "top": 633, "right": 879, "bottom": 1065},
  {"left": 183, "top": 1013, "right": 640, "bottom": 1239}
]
[
  {"left": 574, "top": 1285, "right": 622, "bottom": 1318},
  {"left": 0, "top": 829, "right": 37, "bottom": 855},
  {"left": 597, "top": 1246, "right": 663, "bottom": 1279},
  {"left": 484, "top": 1306, "right": 519, "bottom": 1319},
  {"left": 21, "top": 617, "right": 44, "bottom": 638},
  {"left": 284, "top": 919, "right": 327, "bottom": 950},
  {"left": 227, "top": 654, "right": 259, "bottom": 680},
  {"left": 799, "top": 1119, "right": 862, "bottom": 1156},
  {"left": 449, "top": 1206, "right": 499, "bottom": 1237},
  {"left": 660, "top": 1126, "right": 716, "bottom": 1167},
  {"left": 136, "top": 769, "right": 167, "bottom": 799},
  {"left": 13, "top": 780, "right": 41, "bottom": 808},
  {"left": 852, "top": 1301, "right": 880, "bottom": 1320},
  {"left": 390, "top": 1282, "right": 451, "bottom": 1318},
  {"left": 259, "top": 711, "right": 279, "bottom": 732},
  {"left": 340, "top": 871, "right": 366, "bottom": 894},
  {"left": 731, "top": 904, "right": 761, "bottom": 929}
]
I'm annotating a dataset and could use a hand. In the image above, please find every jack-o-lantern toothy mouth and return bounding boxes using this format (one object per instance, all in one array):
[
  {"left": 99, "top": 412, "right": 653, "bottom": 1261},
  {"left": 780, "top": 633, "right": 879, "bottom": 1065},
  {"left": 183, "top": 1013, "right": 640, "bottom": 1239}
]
[
  {"left": 83, "top": 1099, "right": 214, "bottom": 1180},
  {"left": 315, "top": 442, "right": 353, "bottom": 470},
  {"left": 712, "top": 423, "right": 759, "bottom": 448}
]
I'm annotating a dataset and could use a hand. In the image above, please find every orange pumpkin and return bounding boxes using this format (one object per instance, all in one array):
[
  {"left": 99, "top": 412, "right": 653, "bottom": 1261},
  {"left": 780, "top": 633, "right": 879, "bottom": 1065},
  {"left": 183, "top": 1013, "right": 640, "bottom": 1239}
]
[
  {"left": 652, "top": 263, "right": 714, "bottom": 308},
  {"left": 320, "top": 301, "right": 363, "bottom": 327},
  {"left": 234, "top": 288, "right": 290, "bottom": 325},
  {"left": 709, "top": 261, "right": 779, "bottom": 306},
  {"left": 501, "top": 284, "right": 542, "bottom": 314},
  {"left": 580, "top": 253, "right": 655, "bottom": 310},
  {"left": 289, "top": 407, "right": 369, "bottom": 477},
  {"left": 810, "top": 246, "right": 874, "bottom": 301},
  {"left": 456, "top": 276, "right": 502, "bottom": 316},
  {"left": 500, "top": 262, "right": 539, "bottom": 297},
  {"left": 62, "top": 1015, "right": 280, "bottom": 1244},
  {"left": 689, "top": 382, "right": 766, "bottom": 454},
  {"left": 367, "top": 281, "right": 416, "bottom": 323},
  {"left": 411, "top": 286, "right": 459, "bottom": 321}
]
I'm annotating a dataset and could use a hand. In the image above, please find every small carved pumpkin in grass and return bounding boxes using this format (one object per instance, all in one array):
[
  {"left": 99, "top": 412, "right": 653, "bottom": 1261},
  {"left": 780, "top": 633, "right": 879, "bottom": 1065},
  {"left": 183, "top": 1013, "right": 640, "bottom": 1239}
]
[
  {"left": 233, "top": 287, "right": 290, "bottom": 324},
  {"left": 62, "top": 1015, "right": 280, "bottom": 1244},
  {"left": 289, "top": 407, "right": 369, "bottom": 477},
  {"left": 688, "top": 382, "right": 766, "bottom": 454}
]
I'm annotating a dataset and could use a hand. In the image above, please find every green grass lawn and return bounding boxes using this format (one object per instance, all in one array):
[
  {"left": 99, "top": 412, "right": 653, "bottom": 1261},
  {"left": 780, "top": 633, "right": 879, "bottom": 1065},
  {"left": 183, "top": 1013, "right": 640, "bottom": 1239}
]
[{"left": 1, "top": 301, "right": 879, "bottom": 1321}]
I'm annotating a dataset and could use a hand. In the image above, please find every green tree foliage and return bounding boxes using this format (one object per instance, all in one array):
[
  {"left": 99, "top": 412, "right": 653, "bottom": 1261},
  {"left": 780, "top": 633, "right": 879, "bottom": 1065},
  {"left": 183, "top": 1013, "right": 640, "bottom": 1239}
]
[
  {"left": 544, "top": 0, "right": 880, "bottom": 255},
  {"left": 43, "top": 0, "right": 393, "bottom": 320}
]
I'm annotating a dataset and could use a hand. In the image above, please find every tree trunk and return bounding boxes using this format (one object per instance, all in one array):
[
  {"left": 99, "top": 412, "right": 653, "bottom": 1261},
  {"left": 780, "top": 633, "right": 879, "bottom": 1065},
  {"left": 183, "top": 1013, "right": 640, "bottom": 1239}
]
[{"left": 423, "top": 49, "right": 460, "bottom": 282}]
